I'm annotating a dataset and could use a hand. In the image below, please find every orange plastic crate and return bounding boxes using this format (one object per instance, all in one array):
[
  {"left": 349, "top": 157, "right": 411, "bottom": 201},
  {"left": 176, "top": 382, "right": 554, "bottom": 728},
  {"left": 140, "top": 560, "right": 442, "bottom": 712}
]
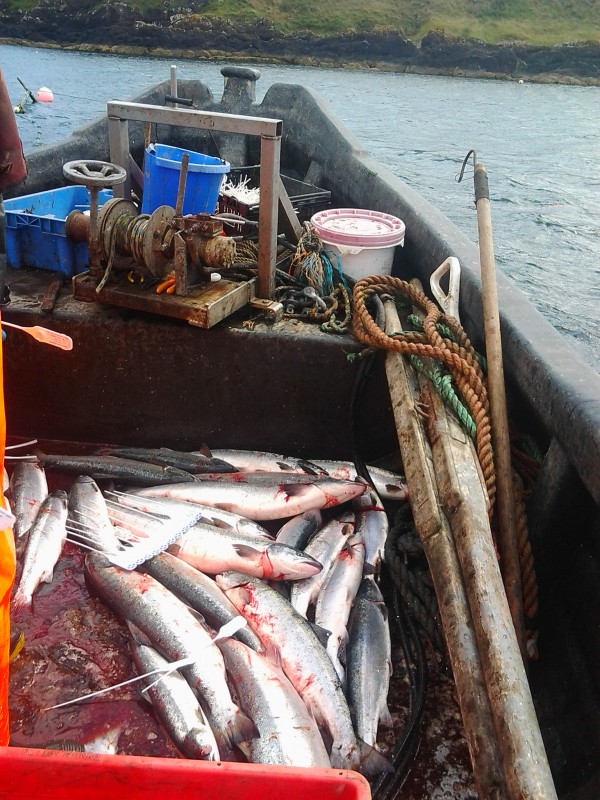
[{"left": 0, "top": 747, "right": 372, "bottom": 800}]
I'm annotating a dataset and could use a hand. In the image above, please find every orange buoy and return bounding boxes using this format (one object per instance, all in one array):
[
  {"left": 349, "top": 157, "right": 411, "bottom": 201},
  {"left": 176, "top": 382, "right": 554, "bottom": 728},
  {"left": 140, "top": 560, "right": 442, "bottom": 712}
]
[{"left": 37, "top": 86, "right": 54, "bottom": 103}]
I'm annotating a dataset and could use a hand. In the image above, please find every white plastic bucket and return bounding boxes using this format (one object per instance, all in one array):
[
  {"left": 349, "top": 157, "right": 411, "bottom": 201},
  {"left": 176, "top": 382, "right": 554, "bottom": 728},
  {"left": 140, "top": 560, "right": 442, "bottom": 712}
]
[{"left": 310, "top": 208, "right": 405, "bottom": 281}]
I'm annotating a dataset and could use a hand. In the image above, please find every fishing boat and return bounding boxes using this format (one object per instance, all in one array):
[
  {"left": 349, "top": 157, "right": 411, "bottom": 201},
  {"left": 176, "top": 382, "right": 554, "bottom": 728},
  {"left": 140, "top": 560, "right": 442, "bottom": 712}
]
[{"left": 0, "top": 65, "right": 599, "bottom": 800}]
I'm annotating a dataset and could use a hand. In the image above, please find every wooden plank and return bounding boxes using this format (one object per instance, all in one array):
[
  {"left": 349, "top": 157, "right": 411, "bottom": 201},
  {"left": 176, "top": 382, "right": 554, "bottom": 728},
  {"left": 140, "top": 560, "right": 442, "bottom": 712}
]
[
  {"left": 277, "top": 175, "right": 303, "bottom": 243},
  {"left": 72, "top": 274, "right": 255, "bottom": 328},
  {"left": 382, "top": 298, "right": 508, "bottom": 800},
  {"left": 128, "top": 153, "right": 145, "bottom": 198}
]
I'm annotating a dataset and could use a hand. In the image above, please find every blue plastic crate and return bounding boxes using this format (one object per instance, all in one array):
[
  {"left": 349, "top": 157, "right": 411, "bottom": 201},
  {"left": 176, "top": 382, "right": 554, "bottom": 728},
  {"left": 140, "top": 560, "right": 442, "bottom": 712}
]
[{"left": 4, "top": 186, "right": 113, "bottom": 276}]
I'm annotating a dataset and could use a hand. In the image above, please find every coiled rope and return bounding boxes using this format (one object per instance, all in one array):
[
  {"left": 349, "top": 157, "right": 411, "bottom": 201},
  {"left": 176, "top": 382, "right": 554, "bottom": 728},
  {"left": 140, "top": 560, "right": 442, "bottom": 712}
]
[
  {"left": 352, "top": 274, "right": 541, "bottom": 653},
  {"left": 353, "top": 275, "right": 496, "bottom": 511},
  {"left": 288, "top": 222, "right": 345, "bottom": 296}
]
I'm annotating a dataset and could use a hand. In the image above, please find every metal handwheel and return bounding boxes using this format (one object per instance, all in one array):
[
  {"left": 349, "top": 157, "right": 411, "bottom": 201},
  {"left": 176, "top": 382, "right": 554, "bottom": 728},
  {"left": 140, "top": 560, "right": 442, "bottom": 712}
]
[{"left": 63, "top": 160, "right": 127, "bottom": 188}]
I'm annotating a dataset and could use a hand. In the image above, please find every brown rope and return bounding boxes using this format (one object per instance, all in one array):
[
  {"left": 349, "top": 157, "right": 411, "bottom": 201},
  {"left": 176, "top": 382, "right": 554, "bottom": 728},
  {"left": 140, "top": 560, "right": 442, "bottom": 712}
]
[
  {"left": 353, "top": 275, "right": 496, "bottom": 511},
  {"left": 513, "top": 472, "right": 539, "bottom": 657}
]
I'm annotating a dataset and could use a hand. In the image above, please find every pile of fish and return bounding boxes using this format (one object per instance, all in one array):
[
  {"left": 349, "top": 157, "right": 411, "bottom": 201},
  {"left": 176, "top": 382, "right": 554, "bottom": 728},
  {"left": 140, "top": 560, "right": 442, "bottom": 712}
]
[{"left": 7, "top": 445, "right": 409, "bottom": 776}]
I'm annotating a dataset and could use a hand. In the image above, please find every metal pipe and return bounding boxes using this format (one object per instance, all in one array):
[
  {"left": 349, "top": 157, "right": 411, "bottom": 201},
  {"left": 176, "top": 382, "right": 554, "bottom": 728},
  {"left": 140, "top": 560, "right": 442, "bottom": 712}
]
[{"left": 170, "top": 65, "right": 177, "bottom": 99}]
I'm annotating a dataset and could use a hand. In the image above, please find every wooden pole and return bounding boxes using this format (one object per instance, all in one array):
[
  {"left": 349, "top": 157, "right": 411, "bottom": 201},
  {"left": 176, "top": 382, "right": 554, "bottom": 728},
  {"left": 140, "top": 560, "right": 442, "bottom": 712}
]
[
  {"left": 473, "top": 160, "right": 527, "bottom": 663},
  {"left": 383, "top": 298, "right": 508, "bottom": 800},
  {"left": 385, "top": 302, "right": 557, "bottom": 800},
  {"left": 408, "top": 282, "right": 556, "bottom": 799}
]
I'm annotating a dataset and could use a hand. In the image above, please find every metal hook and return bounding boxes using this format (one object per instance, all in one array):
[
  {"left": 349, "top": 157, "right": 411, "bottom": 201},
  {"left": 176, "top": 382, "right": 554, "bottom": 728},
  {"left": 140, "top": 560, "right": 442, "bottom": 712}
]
[
  {"left": 457, "top": 149, "right": 477, "bottom": 183},
  {"left": 430, "top": 256, "right": 461, "bottom": 323}
]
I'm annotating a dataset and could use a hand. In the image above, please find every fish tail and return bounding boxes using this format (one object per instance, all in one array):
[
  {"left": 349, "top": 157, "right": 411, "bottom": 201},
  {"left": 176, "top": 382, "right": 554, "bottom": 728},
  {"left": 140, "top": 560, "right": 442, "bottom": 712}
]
[
  {"left": 357, "top": 739, "right": 394, "bottom": 777},
  {"left": 11, "top": 588, "right": 32, "bottom": 613},
  {"left": 329, "top": 739, "right": 392, "bottom": 777},
  {"left": 223, "top": 708, "right": 259, "bottom": 749}
]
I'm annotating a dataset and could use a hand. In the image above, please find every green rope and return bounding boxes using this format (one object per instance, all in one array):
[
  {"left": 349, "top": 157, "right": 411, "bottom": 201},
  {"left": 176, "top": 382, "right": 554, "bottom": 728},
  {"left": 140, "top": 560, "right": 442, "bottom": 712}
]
[
  {"left": 408, "top": 355, "right": 477, "bottom": 441},
  {"left": 406, "top": 313, "right": 488, "bottom": 373}
]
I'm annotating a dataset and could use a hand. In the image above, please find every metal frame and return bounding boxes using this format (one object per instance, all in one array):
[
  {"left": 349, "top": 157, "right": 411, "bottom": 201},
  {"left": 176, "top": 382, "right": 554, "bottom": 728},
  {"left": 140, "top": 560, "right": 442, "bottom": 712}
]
[{"left": 106, "top": 101, "right": 283, "bottom": 299}]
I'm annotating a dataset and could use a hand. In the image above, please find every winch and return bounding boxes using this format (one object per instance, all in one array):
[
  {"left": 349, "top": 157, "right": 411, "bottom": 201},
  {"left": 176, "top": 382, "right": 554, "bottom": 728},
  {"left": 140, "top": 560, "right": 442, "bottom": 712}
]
[{"left": 63, "top": 158, "right": 237, "bottom": 296}]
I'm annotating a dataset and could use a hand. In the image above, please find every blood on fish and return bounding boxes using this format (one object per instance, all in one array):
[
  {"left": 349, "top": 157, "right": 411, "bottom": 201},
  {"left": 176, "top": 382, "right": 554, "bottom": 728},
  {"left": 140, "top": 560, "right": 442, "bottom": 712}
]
[
  {"left": 321, "top": 491, "right": 342, "bottom": 509},
  {"left": 259, "top": 550, "right": 275, "bottom": 580}
]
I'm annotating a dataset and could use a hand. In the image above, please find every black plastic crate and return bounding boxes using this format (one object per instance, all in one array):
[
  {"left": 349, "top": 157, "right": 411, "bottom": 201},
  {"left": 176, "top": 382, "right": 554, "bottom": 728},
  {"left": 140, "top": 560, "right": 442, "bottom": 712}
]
[{"left": 218, "top": 166, "right": 331, "bottom": 226}]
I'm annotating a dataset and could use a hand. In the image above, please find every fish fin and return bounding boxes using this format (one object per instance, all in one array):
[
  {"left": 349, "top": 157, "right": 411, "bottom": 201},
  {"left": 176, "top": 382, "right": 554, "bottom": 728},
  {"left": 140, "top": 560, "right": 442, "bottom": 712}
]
[
  {"left": 233, "top": 544, "right": 262, "bottom": 559},
  {"left": 196, "top": 443, "right": 213, "bottom": 458},
  {"left": 264, "top": 641, "right": 284, "bottom": 670},
  {"left": 224, "top": 709, "right": 259, "bottom": 748},
  {"left": 319, "top": 725, "right": 333, "bottom": 754},
  {"left": 362, "top": 561, "right": 377, "bottom": 576},
  {"left": 186, "top": 607, "right": 208, "bottom": 628},
  {"left": 379, "top": 703, "right": 394, "bottom": 729},
  {"left": 282, "top": 483, "right": 317, "bottom": 497},
  {"left": 127, "top": 621, "right": 153, "bottom": 647},
  {"left": 309, "top": 622, "right": 331, "bottom": 648},
  {"left": 296, "top": 460, "right": 323, "bottom": 476},
  {"left": 357, "top": 739, "right": 394, "bottom": 777},
  {"left": 337, "top": 634, "right": 348, "bottom": 667}
]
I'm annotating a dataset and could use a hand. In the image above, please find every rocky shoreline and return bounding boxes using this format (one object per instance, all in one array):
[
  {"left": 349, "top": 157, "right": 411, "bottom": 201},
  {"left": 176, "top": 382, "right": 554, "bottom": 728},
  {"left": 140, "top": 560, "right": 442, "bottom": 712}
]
[{"left": 1, "top": 15, "right": 599, "bottom": 87}]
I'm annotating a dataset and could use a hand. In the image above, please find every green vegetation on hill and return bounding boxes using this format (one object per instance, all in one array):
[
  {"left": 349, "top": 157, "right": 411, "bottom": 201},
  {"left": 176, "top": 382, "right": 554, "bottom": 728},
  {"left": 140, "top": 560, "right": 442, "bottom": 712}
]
[{"left": 6, "top": 0, "right": 600, "bottom": 44}]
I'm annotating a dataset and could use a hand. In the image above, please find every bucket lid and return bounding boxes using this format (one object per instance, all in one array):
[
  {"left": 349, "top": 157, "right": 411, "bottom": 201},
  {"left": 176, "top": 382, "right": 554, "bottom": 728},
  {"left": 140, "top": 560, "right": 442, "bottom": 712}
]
[{"left": 310, "top": 208, "right": 405, "bottom": 248}]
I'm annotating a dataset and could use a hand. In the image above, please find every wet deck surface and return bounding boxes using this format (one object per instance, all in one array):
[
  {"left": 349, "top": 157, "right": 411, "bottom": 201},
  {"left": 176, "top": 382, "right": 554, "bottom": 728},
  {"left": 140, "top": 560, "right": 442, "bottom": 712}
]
[
  {"left": 8, "top": 494, "right": 476, "bottom": 798},
  {"left": 4, "top": 267, "right": 477, "bottom": 796}
]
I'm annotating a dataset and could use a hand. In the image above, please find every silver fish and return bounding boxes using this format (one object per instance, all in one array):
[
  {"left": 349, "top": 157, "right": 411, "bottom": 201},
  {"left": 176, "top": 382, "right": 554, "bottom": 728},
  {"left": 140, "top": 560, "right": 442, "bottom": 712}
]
[
  {"left": 99, "top": 446, "right": 236, "bottom": 475},
  {"left": 219, "top": 638, "right": 331, "bottom": 768},
  {"left": 115, "top": 493, "right": 274, "bottom": 541},
  {"left": 346, "top": 578, "right": 393, "bottom": 747},
  {"left": 35, "top": 452, "right": 198, "bottom": 485},
  {"left": 169, "top": 524, "right": 322, "bottom": 581},
  {"left": 211, "top": 450, "right": 407, "bottom": 502},
  {"left": 135, "top": 479, "right": 366, "bottom": 521},
  {"left": 308, "top": 461, "right": 408, "bottom": 503},
  {"left": 143, "top": 552, "right": 263, "bottom": 651},
  {"left": 314, "top": 530, "right": 366, "bottom": 683},
  {"left": 216, "top": 571, "right": 390, "bottom": 776},
  {"left": 84, "top": 554, "right": 257, "bottom": 756},
  {"left": 9, "top": 459, "right": 48, "bottom": 546},
  {"left": 208, "top": 449, "right": 328, "bottom": 476},
  {"left": 12, "top": 490, "right": 68, "bottom": 610},
  {"left": 275, "top": 508, "right": 323, "bottom": 550},
  {"left": 289, "top": 512, "right": 356, "bottom": 618},
  {"left": 68, "top": 475, "right": 123, "bottom": 554},
  {"left": 129, "top": 624, "right": 220, "bottom": 760},
  {"left": 352, "top": 488, "right": 389, "bottom": 574}
]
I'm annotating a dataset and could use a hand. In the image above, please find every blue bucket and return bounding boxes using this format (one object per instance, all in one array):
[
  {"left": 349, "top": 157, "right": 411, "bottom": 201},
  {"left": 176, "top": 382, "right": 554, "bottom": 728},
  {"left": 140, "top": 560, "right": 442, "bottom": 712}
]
[{"left": 141, "top": 144, "right": 230, "bottom": 216}]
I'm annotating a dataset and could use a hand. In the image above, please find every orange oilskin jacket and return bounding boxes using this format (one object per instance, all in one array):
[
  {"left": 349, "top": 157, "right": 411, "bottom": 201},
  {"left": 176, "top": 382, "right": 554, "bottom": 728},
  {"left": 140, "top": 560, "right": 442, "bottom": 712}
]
[{"left": 0, "top": 333, "right": 15, "bottom": 746}]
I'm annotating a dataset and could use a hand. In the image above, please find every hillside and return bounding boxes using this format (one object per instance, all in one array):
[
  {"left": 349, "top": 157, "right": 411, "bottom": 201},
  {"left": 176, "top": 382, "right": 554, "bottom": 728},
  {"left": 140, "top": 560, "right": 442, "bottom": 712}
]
[{"left": 1, "top": 0, "right": 600, "bottom": 82}]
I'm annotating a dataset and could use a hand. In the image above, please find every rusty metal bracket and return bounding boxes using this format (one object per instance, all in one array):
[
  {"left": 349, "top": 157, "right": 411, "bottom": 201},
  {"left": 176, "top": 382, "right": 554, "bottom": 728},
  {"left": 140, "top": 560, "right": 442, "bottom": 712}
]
[{"left": 248, "top": 297, "right": 284, "bottom": 321}]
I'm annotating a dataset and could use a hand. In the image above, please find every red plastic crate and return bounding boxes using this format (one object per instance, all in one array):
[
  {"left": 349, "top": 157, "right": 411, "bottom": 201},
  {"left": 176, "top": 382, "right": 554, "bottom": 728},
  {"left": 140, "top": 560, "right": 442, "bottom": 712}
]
[{"left": 0, "top": 747, "right": 372, "bottom": 800}]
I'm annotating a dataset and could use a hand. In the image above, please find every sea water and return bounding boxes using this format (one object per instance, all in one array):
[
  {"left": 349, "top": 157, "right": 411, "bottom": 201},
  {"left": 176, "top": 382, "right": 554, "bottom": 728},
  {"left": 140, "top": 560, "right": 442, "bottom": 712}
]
[{"left": 1, "top": 43, "right": 598, "bottom": 370}]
